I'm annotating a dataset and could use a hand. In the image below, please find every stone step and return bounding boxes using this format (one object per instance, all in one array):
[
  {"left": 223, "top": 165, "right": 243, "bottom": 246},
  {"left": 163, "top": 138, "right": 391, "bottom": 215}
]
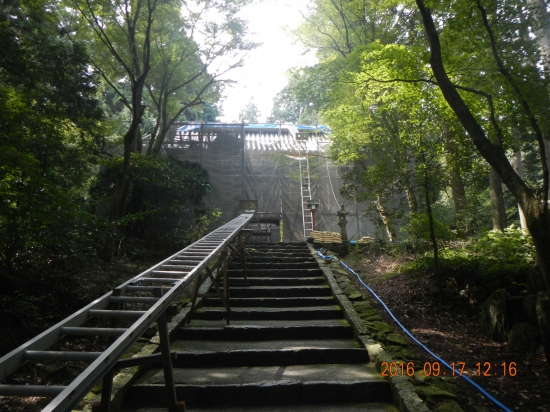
[
  {"left": 202, "top": 296, "right": 337, "bottom": 308},
  {"left": 235, "top": 262, "right": 319, "bottom": 270},
  {"left": 128, "top": 364, "right": 390, "bottom": 408},
  {"left": 170, "top": 347, "right": 369, "bottom": 368},
  {"left": 218, "top": 277, "right": 326, "bottom": 287},
  {"left": 241, "top": 256, "right": 316, "bottom": 264},
  {"left": 227, "top": 269, "right": 323, "bottom": 278},
  {"left": 248, "top": 243, "right": 308, "bottom": 249},
  {"left": 177, "top": 319, "right": 353, "bottom": 340},
  {"left": 248, "top": 251, "right": 312, "bottom": 255},
  {"left": 125, "top": 403, "right": 397, "bottom": 412},
  {"left": 226, "top": 286, "right": 332, "bottom": 298},
  {"left": 192, "top": 306, "right": 343, "bottom": 321},
  {"left": 171, "top": 338, "right": 361, "bottom": 351}
]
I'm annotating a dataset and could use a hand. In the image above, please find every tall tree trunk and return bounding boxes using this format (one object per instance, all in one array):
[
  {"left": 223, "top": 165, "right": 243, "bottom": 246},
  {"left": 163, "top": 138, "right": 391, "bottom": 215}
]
[
  {"left": 405, "top": 186, "right": 418, "bottom": 214},
  {"left": 525, "top": 0, "right": 550, "bottom": 203},
  {"left": 489, "top": 168, "right": 507, "bottom": 231},
  {"left": 527, "top": 0, "right": 550, "bottom": 70},
  {"left": 424, "top": 167, "right": 443, "bottom": 295},
  {"left": 415, "top": 0, "right": 550, "bottom": 291},
  {"left": 376, "top": 195, "right": 396, "bottom": 242},
  {"left": 443, "top": 127, "right": 467, "bottom": 228},
  {"left": 450, "top": 171, "right": 467, "bottom": 220},
  {"left": 513, "top": 147, "right": 528, "bottom": 230},
  {"left": 102, "top": 90, "right": 146, "bottom": 260},
  {"left": 405, "top": 153, "right": 418, "bottom": 213}
]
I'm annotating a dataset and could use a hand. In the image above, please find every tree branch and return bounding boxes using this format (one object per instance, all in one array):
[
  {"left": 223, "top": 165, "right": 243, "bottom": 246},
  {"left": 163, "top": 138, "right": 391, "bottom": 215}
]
[{"left": 476, "top": 0, "right": 549, "bottom": 204}]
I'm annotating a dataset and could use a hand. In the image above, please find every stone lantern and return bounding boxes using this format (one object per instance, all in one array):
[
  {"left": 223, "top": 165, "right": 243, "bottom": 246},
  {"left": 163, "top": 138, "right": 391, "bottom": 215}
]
[{"left": 337, "top": 204, "right": 349, "bottom": 244}]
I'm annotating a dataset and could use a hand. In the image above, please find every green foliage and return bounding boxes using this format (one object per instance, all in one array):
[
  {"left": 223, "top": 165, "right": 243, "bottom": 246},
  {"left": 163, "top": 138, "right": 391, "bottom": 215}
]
[
  {"left": 0, "top": 0, "right": 114, "bottom": 352},
  {"left": 187, "top": 208, "right": 223, "bottom": 242},
  {"left": 239, "top": 99, "right": 261, "bottom": 123},
  {"left": 406, "top": 212, "right": 454, "bottom": 249},
  {"left": 90, "top": 154, "right": 211, "bottom": 257},
  {"left": 267, "top": 69, "right": 321, "bottom": 124},
  {"left": 403, "top": 227, "right": 535, "bottom": 301},
  {"left": 0, "top": 0, "right": 105, "bottom": 270}
]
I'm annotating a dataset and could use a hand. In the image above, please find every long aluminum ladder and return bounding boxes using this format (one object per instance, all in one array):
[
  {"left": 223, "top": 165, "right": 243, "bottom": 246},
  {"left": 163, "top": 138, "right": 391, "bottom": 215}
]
[
  {"left": 298, "top": 149, "right": 313, "bottom": 239},
  {"left": 0, "top": 212, "right": 254, "bottom": 412}
]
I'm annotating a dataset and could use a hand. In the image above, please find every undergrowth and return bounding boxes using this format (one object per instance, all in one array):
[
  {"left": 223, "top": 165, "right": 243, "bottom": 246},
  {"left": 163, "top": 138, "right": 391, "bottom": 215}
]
[{"left": 352, "top": 226, "right": 535, "bottom": 303}]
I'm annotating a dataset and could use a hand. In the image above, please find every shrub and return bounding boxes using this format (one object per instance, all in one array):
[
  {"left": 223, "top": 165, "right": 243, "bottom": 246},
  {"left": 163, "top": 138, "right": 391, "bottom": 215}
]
[{"left": 402, "top": 226, "right": 534, "bottom": 302}]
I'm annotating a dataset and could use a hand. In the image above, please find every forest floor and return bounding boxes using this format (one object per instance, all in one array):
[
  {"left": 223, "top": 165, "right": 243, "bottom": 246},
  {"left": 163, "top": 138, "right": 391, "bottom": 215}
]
[{"left": 346, "top": 252, "right": 550, "bottom": 412}]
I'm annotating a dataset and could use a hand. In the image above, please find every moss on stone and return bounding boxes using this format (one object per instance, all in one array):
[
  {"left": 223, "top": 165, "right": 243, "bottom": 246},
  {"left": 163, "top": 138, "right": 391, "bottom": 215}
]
[
  {"left": 414, "top": 385, "right": 457, "bottom": 405},
  {"left": 433, "top": 401, "right": 464, "bottom": 412},
  {"left": 386, "top": 332, "right": 408, "bottom": 346}
]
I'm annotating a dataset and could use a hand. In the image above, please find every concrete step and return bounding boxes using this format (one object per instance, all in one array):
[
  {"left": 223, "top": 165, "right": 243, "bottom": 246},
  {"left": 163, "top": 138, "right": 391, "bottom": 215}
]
[
  {"left": 247, "top": 251, "right": 313, "bottom": 258},
  {"left": 237, "top": 262, "right": 319, "bottom": 270},
  {"left": 125, "top": 403, "right": 398, "bottom": 412},
  {"left": 171, "top": 338, "right": 361, "bottom": 351},
  {"left": 170, "top": 347, "right": 369, "bottom": 367},
  {"left": 192, "top": 306, "right": 343, "bottom": 321},
  {"left": 219, "top": 277, "right": 326, "bottom": 287},
  {"left": 177, "top": 319, "right": 353, "bottom": 340},
  {"left": 227, "top": 286, "right": 331, "bottom": 298},
  {"left": 128, "top": 364, "right": 390, "bottom": 408},
  {"left": 242, "top": 256, "right": 316, "bottom": 264},
  {"left": 227, "top": 269, "right": 323, "bottom": 278},
  {"left": 248, "top": 243, "right": 308, "bottom": 250},
  {"left": 202, "top": 296, "right": 337, "bottom": 308}
]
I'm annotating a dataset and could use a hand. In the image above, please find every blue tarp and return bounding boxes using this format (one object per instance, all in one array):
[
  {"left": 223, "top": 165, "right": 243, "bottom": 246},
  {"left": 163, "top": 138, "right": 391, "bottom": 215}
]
[{"left": 177, "top": 123, "right": 329, "bottom": 133}]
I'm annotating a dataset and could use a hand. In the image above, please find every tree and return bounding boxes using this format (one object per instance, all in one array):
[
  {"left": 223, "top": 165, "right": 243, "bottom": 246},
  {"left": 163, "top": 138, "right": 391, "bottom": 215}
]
[
  {"left": 293, "top": 0, "right": 410, "bottom": 58},
  {"left": 268, "top": 69, "right": 320, "bottom": 124},
  {"left": 239, "top": 99, "right": 260, "bottom": 123},
  {"left": 0, "top": 0, "right": 104, "bottom": 270},
  {"left": 414, "top": 0, "right": 550, "bottom": 291},
  {"left": 65, "top": 0, "right": 254, "bottom": 257},
  {"left": 145, "top": 0, "right": 254, "bottom": 153},
  {"left": 0, "top": 0, "right": 109, "bottom": 342},
  {"left": 67, "top": 0, "right": 162, "bottom": 232}
]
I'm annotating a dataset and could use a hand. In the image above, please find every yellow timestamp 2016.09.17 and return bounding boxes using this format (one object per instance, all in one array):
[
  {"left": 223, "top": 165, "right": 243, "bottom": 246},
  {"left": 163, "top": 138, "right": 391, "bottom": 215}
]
[{"left": 380, "top": 361, "right": 517, "bottom": 377}]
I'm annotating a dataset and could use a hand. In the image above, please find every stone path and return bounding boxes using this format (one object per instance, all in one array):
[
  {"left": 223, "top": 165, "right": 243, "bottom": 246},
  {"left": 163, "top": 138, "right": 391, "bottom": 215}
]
[{"left": 123, "top": 243, "right": 397, "bottom": 411}]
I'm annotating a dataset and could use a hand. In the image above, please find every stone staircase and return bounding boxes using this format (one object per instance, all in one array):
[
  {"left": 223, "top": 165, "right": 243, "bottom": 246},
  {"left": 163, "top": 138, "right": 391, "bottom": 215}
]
[{"left": 124, "top": 243, "right": 395, "bottom": 411}]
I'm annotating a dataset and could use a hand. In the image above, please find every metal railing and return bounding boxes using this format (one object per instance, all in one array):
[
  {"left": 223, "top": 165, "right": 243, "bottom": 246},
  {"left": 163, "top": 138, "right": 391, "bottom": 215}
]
[{"left": 0, "top": 211, "right": 255, "bottom": 412}]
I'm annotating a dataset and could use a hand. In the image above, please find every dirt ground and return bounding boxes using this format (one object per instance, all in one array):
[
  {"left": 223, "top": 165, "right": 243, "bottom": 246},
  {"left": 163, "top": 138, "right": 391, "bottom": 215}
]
[{"left": 348, "top": 253, "right": 550, "bottom": 412}]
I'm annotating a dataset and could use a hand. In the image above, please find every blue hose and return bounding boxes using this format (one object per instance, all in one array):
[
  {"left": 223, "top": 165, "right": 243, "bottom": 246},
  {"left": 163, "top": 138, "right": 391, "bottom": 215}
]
[{"left": 317, "top": 249, "right": 512, "bottom": 412}]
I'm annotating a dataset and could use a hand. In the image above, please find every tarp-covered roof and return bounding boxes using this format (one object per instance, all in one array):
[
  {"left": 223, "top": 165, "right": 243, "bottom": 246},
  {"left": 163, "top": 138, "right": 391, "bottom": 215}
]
[{"left": 177, "top": 123, "right": 330, "bottom": 134}]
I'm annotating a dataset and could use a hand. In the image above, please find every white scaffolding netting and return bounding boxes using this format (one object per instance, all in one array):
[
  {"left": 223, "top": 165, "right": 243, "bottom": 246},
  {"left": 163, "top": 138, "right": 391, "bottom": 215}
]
[{"left": 162, "top": 124, "right": 375, "bottom": 241}]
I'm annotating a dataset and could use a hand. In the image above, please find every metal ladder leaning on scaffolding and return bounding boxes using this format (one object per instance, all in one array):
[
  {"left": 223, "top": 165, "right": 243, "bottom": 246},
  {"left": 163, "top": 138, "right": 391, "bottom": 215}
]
[
  {"left": 0, "top": 212, "right": 255, "bottom": 412},
  {"left": 298, "top": 146, "right": 313, "bottom": 240}
]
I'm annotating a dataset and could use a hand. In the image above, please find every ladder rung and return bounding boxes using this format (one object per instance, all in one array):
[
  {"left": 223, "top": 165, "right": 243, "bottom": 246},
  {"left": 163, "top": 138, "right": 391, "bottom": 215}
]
[
  {"left": 139, "top": 277, "right": 180, "bottom": 284},
  {"left": 110, "top": 296, "right": 159, "bottom": 304},
  {"left": 161, "top": 265, "right": 195, "bottom": 271},
  {"left": 0, "top": 384, "right": 66, "bottom": 397},
  {"left": 24, "top": 351, "right": 101, "bottom": 362},
  {"left": 88, "top": 309, "right": 147, "bottom": 319},
  {"left": 169, "top": 260, "right": 199, "bottom": 265},
  {"left": 61, "top": 327, "right": 126, "bottom": 337},
  {"left": 151, "top": 271, "right": 188, "bottom": 277},
  {"left": 125, "top": 285, "right": 171, "bottom": 292}
]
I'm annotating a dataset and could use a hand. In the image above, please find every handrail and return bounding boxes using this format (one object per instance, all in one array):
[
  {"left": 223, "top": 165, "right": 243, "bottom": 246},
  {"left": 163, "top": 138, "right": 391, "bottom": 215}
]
[{"left": 0, "top": 211, "right": 255, "bottom": 412}]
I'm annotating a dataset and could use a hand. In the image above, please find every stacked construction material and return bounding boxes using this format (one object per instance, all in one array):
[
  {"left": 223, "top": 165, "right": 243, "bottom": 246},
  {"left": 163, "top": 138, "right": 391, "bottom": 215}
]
[
  {"left": 357, "top": 236, "right": 375, "bottom": 244},
  {"left": 310, "top": 230, "right": 342, "bottom": 243}
]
